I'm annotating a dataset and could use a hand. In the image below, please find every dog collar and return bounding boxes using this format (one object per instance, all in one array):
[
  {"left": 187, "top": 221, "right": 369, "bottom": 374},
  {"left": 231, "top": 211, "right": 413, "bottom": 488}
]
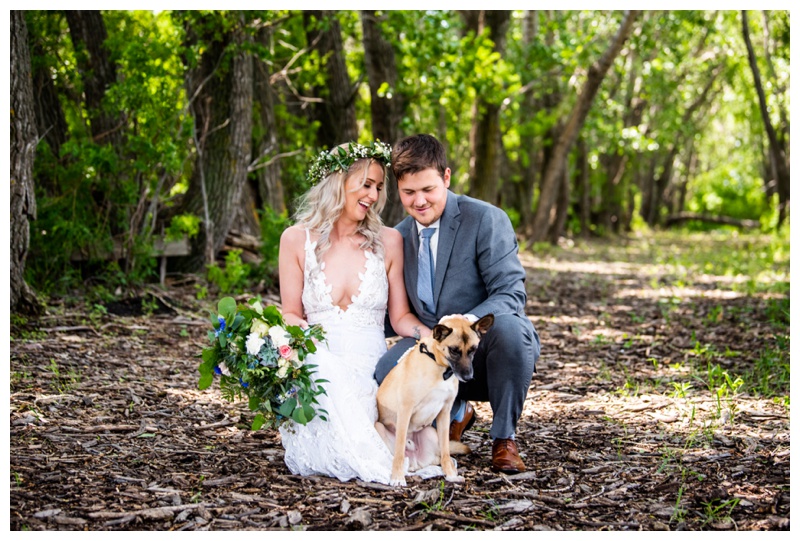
[{"left": 419, "top": 343, "right": 453, "bottom": 381}]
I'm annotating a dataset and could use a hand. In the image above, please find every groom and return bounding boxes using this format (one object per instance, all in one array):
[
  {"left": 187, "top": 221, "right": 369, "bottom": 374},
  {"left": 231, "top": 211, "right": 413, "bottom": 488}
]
[{"left": 375, "top": 134, "right": 540, "bottom": 474}]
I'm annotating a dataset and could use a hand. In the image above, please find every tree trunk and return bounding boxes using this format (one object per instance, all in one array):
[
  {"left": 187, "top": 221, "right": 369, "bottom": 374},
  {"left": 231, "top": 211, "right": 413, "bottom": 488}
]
[
  {"left": 65, "top": 10, "right": 130, "bottom": 241},
  {"left": 639, "top": 153, "right": 658, "bottom": 225},
  {"left": 648, "top": 64, "right": 720, "bottom": 227},
  {"left": 26, "top": 11, "right": 69, "bottom": 199},
  {"left": 253, "top": 26, "right": 285, "bottom": 215},
  {"left": 361, "top": 10, "right": 406, "bottom": 226},
  {"left": 677, "top": 147, "right": 697, "bottom": 214},
  {"left": 598, "top": 45, "right": 645, "bottom": 234},
  {"left": 742, "top": 10, "right": 790, "bottom": 227},
  {"left": 28, "top": 12, "right": 68, "bottom": 162},
  {"left": 173, "top": 14, "right": 253, "bottom": 271},
  {"left": 575, "top": 138, "right": 591, "bottom": 237},
  {"left": 463, "top": 10, "right": 511, "bottom": 205},
  {"left": 529, "top": 10, "right": 638, "bottom": 244},
  {"left": 64, "top": 10, "right": 123, "bottom": 146},
  {"left": 10, "top": 10, "right": 43, "bottom": 315},
  {"left": 664, "top": 212, "right": 760, "bottom": 229},
  {"left": 304, "top": 11, "right": 358, "bottom": 150},
  {"left": 517, "top": 11, "right": 540, "bottom": 237},
  {"left": 520, "top": 11, "right": 559, "bottom": 238},
  {"left": 649, "top": 149, "right": 676, "bottom": 226},
  {"left": 548, "top": 162, "right": 571, "bottom": 243}
]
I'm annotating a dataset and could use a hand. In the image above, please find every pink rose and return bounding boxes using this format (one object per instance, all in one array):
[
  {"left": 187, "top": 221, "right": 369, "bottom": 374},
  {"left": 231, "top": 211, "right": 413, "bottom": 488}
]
[{"left": 279, "top": 345, "right": 293, "bottom": 359}]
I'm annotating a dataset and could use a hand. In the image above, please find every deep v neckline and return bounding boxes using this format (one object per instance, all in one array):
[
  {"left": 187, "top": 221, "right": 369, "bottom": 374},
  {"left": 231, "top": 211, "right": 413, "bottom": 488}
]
[{"left": 316, "top": 248, "right": 371, "bottom": 314}]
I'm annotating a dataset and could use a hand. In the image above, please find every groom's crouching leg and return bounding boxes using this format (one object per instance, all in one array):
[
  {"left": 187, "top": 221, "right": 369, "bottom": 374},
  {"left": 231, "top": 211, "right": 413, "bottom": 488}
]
[
  {"left": 374, "top": 337, "right": 418, "bottom": 383},
  {"left": 481, "top": 313, "right": 538, "bottom": 441},
  {"left": 478, "top": 313, "right": 538, "bottom": 474}
]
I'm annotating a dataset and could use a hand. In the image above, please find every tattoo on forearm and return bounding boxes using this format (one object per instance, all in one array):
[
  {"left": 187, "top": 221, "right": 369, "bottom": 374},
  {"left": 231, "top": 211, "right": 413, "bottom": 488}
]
[{"left": 413, "top": 326, "right": 421, "bottom": 340}]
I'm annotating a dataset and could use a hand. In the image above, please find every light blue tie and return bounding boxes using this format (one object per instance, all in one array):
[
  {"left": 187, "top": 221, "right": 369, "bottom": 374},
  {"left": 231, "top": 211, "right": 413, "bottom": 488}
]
[{"left": 417, "top": 228, "right": 436, "bottom": 314}]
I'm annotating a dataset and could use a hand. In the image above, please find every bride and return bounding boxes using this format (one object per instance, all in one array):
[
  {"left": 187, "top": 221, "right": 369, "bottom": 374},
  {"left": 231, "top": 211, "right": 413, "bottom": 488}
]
[{"left": 277, "top": 141, "right": 440, "bottom": 484}]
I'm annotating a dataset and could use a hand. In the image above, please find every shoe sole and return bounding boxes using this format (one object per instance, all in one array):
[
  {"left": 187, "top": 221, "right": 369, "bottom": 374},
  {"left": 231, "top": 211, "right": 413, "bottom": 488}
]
[{"left": 491, "top": 466, "right": 525, "bottom": 474}]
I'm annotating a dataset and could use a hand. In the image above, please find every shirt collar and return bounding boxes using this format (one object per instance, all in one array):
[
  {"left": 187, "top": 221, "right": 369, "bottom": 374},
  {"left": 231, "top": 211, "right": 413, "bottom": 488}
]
[{"left": 415, "top": 219, "right": 441, "bottom": 235}]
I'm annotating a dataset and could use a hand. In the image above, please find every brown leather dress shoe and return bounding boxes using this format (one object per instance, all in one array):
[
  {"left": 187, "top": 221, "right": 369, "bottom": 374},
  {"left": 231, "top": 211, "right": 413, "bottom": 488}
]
[
  {"left": 448, "top": 402, "right": 476, "bottom": 442},
  {"left": 491, "top": 438, "right": 526, "bottom": 474}
]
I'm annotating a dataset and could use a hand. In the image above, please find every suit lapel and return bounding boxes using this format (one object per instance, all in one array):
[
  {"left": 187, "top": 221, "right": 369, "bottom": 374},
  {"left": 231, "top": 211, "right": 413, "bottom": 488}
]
[{"left": 434, "top": 190, "right": 460, "bottom": 308}]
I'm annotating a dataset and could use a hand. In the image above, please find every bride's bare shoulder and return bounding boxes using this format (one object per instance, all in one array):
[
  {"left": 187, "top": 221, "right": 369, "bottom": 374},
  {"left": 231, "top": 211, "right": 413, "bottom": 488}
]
[
  {"left": 381, "top": 226, "right": 402, "bottom": 248},
  {"left": 281, "top": 225, "right": 306, "bottom": 243}
]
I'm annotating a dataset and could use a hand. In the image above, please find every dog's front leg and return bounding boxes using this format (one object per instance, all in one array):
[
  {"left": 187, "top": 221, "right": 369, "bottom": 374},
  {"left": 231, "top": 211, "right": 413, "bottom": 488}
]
[
  {"left": 390, "top": 410, "right": 412, "bottom": 486},
  {"left": 436, "top": 407, "right": 464, "bottom": 483}
]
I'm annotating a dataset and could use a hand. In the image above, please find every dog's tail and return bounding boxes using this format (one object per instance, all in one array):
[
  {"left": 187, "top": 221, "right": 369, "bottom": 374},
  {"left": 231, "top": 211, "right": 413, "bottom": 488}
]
[{"left": 448, "top": 441, "right": 472, "bottom": 455}]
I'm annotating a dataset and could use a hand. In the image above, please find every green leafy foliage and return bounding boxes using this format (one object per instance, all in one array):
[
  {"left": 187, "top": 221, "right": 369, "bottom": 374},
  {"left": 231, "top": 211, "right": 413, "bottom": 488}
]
[
  {"left": 25, "top": 10, "right": 191, "bottom": 295},
  {"left": 206, "top": 250, "right": 251, "bottom": 294},
  {"left": 259, "top": 207, "right": 291, "bottom": 285},
  {"left": 165, "top": 214, "right": 202, "bottom": 241},
  {"left": 20, "top": 9, "right": 790, "bottom": 300}
]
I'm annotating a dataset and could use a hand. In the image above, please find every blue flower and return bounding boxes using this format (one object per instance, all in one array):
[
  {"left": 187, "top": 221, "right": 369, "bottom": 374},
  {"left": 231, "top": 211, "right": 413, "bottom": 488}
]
[
  {"left": 214, "top": 317, "right": 227, "bottom": 338},
  {"left": 214, "top": 365, "right": 222, "bottom": 375},
  {"left": 239, "top": 378, "right": 249, "bottom": 388}
]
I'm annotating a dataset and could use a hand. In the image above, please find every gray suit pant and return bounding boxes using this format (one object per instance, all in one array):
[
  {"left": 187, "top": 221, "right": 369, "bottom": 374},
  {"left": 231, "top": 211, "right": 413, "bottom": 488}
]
[{"left": 374, "top": 313, "right": 539, "bottom": 440}]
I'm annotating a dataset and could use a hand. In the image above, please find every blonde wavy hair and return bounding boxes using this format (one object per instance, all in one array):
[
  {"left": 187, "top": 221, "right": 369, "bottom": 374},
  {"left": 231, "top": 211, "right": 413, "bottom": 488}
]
[{"left": 293, "top": 147, "right": 388, "bottom": 262}]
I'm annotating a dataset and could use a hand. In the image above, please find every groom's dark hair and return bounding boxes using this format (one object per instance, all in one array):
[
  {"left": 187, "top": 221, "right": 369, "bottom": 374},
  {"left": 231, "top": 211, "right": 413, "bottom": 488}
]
[{"left": 391, "top": 134, "right": 448, "bottom": 181}]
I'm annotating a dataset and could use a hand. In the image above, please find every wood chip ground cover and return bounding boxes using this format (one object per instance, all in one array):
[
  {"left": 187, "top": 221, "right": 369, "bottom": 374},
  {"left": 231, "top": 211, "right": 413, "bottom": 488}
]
[{"left": 9, "top": 235, "right": 789, "bottom": 531}]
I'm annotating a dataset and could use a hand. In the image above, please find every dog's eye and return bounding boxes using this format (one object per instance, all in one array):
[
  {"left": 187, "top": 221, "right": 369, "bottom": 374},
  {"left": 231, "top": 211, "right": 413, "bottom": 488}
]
[
  {"left": 449, "top": 347, "right": 460, "bottom": 356},
  {"left": 467, "top": 346, "right": 477, "bottom": 354}
]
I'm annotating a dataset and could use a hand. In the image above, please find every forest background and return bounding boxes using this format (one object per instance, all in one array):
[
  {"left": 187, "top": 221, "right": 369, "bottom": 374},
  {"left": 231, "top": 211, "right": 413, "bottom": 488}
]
[{"left": 8, "top": 9, "right": 791, "bottom": 312}]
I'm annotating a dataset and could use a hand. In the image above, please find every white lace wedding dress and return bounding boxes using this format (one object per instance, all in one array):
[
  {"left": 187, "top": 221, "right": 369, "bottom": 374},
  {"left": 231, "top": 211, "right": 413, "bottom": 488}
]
[{"left": 279, "top": 230, "right": 445, "bottom": 484}]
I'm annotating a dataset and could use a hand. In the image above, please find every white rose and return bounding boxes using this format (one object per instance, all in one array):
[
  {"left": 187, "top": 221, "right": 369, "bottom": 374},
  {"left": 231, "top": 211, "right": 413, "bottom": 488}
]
[
  {"left": 250, "top": 318, "right": 270, "bottom": 338},
  {"left": 269, "top": 326, "right": 291, "bottom": 348},
  {"left": 289, "top": 349, "right": 301, "bottom": 367},
  {"left": 246, "top": 333, "right": 265, "bottom": 356},
  {"left": 276, "top": 363, "right": 289, "bottom": 379}
]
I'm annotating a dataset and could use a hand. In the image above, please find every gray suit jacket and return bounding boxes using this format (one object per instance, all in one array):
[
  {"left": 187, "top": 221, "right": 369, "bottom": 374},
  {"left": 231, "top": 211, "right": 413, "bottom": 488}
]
[{"left": 396, "top": 190, "right": 530, "bottom": 329}]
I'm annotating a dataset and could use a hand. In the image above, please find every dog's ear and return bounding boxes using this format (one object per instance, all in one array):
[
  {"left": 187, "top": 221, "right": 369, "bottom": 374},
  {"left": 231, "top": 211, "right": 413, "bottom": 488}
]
[
  {"left": 472, "top": 314, "right": 495, "bottom": 336},
  {"left": 433, "top": 324, "right": 453, "bottom": 342}
]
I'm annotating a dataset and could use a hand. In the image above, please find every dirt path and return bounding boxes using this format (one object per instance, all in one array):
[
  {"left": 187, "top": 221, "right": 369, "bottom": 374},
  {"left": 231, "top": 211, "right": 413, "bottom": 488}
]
[{"left": 9, "top": 234, "right": 790, "bottom": 531}]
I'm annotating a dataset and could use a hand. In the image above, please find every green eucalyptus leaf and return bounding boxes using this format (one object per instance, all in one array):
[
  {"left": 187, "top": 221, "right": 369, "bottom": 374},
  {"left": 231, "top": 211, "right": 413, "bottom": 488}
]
[
  {"left": 218, "top": 297, "right": 237, "bottom": 319},
  {"left": 251, "top": 413, "right": 266, "bottom": 431},
  {"left": 292, "top": 406, "right": 307, "bottom": 425},
  {"left": 198, "top": 372, "right": 214, "bottom": 390},
  {"left": 279, "top": 397, "right": 297, "bottom": 418}
]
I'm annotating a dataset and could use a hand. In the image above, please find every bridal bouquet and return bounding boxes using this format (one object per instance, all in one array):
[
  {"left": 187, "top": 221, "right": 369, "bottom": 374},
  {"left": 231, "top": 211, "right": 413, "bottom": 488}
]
[{"left": 198, "top": 297, "right": 328, "bottom": 430}]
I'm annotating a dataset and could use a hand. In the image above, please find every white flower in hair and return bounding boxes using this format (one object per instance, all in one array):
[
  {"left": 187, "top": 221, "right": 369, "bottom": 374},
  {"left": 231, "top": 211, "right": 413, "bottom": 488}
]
[{"left": 306, "top": 140, "right": 392, "bottom": 186}]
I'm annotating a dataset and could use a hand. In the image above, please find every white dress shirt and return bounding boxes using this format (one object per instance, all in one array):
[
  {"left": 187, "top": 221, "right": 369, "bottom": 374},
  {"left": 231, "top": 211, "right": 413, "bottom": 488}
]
[{"left": 415, "top": 219, "right": 441, "bottom": 269}]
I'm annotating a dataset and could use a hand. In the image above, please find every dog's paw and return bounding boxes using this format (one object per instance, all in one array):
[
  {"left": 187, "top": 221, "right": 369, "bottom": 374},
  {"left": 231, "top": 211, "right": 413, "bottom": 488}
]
[
  {"left": 389, "top": 477, "right": 407, "bottom": 487},
  {"left": 444, "top": 474, "right": 465, "bottom": 484}
]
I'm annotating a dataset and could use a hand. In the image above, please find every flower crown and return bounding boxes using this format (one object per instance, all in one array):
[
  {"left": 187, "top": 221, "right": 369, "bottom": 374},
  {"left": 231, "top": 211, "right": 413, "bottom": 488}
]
[{"left": 307, "top": 140, "right": 392, "bottom": 187}]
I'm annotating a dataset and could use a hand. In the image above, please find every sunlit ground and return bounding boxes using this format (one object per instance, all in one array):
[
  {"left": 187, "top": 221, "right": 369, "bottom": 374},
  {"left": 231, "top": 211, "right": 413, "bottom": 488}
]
[{"left": 511, "top": 229, "right": 789, "bottom": 488}]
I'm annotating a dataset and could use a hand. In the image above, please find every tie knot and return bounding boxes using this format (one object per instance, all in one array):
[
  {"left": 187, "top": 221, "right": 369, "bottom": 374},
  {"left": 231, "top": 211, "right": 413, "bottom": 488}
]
[{"left": 420, "top": 228, "right": 435, "bottom": 239}]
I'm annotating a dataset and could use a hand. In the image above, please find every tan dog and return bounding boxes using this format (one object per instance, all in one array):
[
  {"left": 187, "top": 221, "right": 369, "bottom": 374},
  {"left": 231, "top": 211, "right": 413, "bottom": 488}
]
[{"left": 375, "top": 314, "right": 494, "bottom": 486}]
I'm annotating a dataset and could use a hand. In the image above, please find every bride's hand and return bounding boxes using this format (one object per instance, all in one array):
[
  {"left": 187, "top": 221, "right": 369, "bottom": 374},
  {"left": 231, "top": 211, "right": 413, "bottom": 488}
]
[{"left": 285, "top": 313, "right": 309, "bottom": 329}]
